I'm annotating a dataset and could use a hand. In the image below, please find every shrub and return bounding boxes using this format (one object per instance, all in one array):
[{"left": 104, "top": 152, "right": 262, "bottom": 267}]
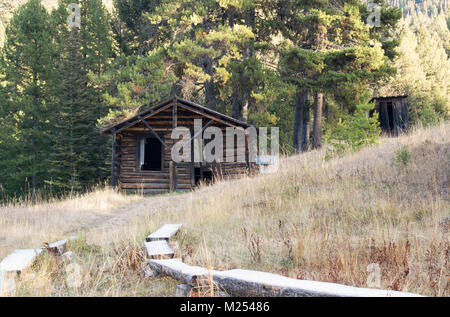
[
  {"left": 419, "top": 104, "right": 440, "bottom": 127},
  {"left": 393, "top": 145, "right": 411, "bottom": 167},
  {"left": 326, "top": 95, "right": 381, "bottom": 158}
]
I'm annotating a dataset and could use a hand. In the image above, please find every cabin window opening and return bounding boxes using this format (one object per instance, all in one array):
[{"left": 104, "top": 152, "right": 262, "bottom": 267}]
[{"left": 140, "top": 137, "right": 162, "bottom": 171}]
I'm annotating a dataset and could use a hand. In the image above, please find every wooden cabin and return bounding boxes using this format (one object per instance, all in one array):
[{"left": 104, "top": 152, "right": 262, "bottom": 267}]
[
  {"left": 101, "top": 96, "right": 255, "bottom": 194},
  {"left": 369, "top": 95, "right": 408, "bottom": 136}
]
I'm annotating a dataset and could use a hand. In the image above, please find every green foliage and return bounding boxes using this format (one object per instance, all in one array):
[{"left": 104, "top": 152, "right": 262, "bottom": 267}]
[
  {"left": 390, "top": 0, "right": 448, "bottom": 18},
  {"left": 418, "top": 104, "right": 441, "bottom": 127},
  {"left": 393, "top": 145, "right": 411, "bottom": 167},
  {"left": 378, "top": 13, "right": 449, "bottom": 127},
  {"left": 325, "top": 95, "right": 381, "bottom": 158},
  {"left": 100, "top": 48, "right": 177, "bottom": 125},
  {"left": 0, "top": 0, "right": 445, "bottom": 199},
  {"left": 0, "top": 0, "right": 116, "bottom": 198},
  {"left": 0, "top": 0, "right": 58, "bottom": 197}
]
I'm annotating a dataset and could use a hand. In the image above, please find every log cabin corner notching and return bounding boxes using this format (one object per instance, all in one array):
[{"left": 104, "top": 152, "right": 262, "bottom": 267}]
[{"left": 101, "top": 96, "right": 254, "bottom": 194}]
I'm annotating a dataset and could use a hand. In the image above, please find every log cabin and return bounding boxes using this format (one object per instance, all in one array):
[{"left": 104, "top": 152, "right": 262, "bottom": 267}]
[
  {"left": 369, "top": 95, "right": 408, "bottom": 136},
  {"left": 101, "top": 96, "right": 256, "bottom": 194}
]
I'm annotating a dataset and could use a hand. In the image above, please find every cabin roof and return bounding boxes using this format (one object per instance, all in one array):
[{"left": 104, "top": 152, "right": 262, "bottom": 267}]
[
  {"left": 369, "top": 95, "right": 408, "bottom": 103},
  {"left": 101, "top": 96, "right": 252, "bottom": 134}
]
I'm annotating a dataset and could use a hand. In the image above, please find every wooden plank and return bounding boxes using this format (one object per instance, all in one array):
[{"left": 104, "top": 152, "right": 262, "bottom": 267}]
[
  {"left": 121, "top": 183, "right": 170, "bottom": 190},
  {"left": 122, "top": 188, "right": 172, "bottom": 194},
  {"left": 0, "top": 249, "right": 43, "bottom": 272},
  {"left": 169, "top": 161, "right": 174, "bottom": 192},
  {"left": 147, "top": 259, "right": 423, "bottom": 297},
  {"left": 146, "top": 224, "right": 182, "bottom": 242},
  {"left": 115, "top": 103, "right": 173, "bottom": 134},
  {"left": 148, "top": 259, "right": 210, "bottom": 285},
  {"left": 212, "top": 269, "right": 423, "bottom": 297},
  {"left": 141, "top": 103, "right": 174, "bottom": 121},
  {"left": 111, "top": 130, "right": 117, "bottom": 188},
  {"left": 181, "top": 119, "right": 213, "bottom": 150},
  {"left": 143, "top": 241, "right": 174, "bottom": 258},
  {"left": 120, "top": 180, "right": 192, "bottom": 186},
  {"left": 177, "top": 103, "right": 238, "bottom": 128}
]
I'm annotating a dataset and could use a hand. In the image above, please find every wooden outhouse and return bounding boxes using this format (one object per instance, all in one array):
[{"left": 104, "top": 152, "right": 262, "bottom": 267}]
[
  {"left": 101, "top": 96, "right": 254, "bottom": 194},
  {"left": 369, "top": 95, "right": 408, "bottom": 136}
]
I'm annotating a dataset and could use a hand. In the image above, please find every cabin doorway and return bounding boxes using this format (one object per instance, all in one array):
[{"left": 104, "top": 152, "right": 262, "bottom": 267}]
[{"left": 192, "top": 135, "right": 217, "bottom": 186}]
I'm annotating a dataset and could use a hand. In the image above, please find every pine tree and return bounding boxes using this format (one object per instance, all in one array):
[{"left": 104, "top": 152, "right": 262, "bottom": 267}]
[
  {"left": 279, "top": 0, "right": 399, "bottom": 151},
  {"left": 378, "top": 16, "right": 449, "bottom": 125},
  {"left": 81, "top": 0, "right": 116, "bottom": 183},
  {"left": 49, "top": 0, "right": 116, "bottom": 192},
  {"left": 1, "top": 0, "right": 57, "bottom": 198},
  {"left": 51, "top": 26, "right": 90, "bottom": 192}
]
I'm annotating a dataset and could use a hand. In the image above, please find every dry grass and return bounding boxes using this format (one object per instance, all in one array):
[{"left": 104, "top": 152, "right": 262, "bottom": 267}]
[
  {"left": 1, "top": 123, "right": 449, "bottom": 296},
  {"left": 0, "top": 189, "right": 144, "bottom": 258}
]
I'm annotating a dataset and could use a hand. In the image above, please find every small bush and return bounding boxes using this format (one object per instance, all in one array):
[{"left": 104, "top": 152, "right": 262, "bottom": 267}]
[
  {"left": 325, "top": 94, "right": 381, "bottom": 158},
  {"left": 419, "top": 104, "right": 440, "bottom": 127},
  {"left": 393, "top": 146, "right": 411, "bottom": 167}
]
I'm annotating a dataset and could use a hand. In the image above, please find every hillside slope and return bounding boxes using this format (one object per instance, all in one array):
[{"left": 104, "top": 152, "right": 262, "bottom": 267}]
[{"left": 1, "top": 123, "right": 449, "bottom": 296}]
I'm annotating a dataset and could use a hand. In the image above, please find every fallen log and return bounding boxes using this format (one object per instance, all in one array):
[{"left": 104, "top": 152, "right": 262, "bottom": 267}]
[
  {"left": 147, "top": 259, "right": 211, "bottom": 285},
  {"left": 212, "top": 269, "right": 422, "bottom": 297},
  {"left": 147, "top": 259, "right": 423, "bottom": 297}
]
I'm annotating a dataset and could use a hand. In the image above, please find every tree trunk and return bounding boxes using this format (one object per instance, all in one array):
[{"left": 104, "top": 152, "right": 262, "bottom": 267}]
[
  {"left": 301, "top": 93, "right": 311, "bottom": 152},
  {"left": 241, "top": 6, "right": 255, "bottom": 122},
  {"left": 32, "top": 67, "right": 38, "bottom": 200},
  {"left": 242, "top": 99, "right": 248, "bottom": 121},
  {"left": 232, "top": 83, "right": 240, "bottom": 119},
  {"left": 202, "top": 55, "right": 216, "bottom": 110},
  {"left": 312, "top": 92, "right": 323, "bottom": 149},
  {"left": 97, "top": 64, "right": 103, "bottom": 183},
  {"left": 293, "top": 92, "right": 303, "bottom": 153}
]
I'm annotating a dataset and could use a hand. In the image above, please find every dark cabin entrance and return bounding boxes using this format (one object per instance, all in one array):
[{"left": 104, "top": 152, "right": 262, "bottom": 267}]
[
  {"left": 192, "top": 135, "right": 216, "bottom": 186},
  {"left": 194, "top": 168, "right": 214, "bottom": 185},
  {"left": 369, "top": 95, "right": 408, "bottom": 136}
]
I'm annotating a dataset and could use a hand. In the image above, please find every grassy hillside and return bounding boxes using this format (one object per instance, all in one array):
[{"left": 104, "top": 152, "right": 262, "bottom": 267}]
[{"left": 1, "top": 123, "right": 449, "bottom": 296}]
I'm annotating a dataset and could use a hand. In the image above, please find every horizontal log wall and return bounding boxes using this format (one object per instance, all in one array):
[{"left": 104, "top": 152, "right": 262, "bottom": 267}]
[{"left": 117, "top": 105, "right": 251, "bottom": 194}]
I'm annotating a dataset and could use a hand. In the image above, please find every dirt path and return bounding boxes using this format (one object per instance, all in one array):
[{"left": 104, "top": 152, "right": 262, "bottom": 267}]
[
  {"left": 63, "top": 187, "right": 218, "bottom": 242},
  {"left": 0, "top": 179, "right": 231, "bottom": 257}
]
